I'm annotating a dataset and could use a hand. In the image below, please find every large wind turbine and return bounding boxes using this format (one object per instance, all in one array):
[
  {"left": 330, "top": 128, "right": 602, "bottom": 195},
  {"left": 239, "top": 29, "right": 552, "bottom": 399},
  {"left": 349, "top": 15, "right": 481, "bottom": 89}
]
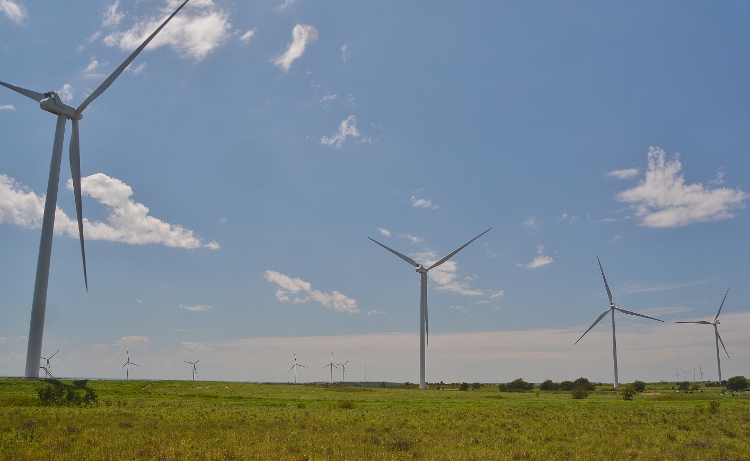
[
  {"left": 369, "top": 228, "right": 491, "bottom": 389},
  {"left": 121, "top": 350, "right": 140, "bottom": 380},
  {"left": 337, "top": 360, "right": 349, "bottom": 383},
  {"left": 184, "top": 355, "right": 203, "bottom": 381},
  {"left": 287, "top": 354, "right": 308, "bottom": 384},
  {"left": 0, "top": 0, "right": 191, "bottom": 379},
  {"left": 40, "top": 350, "right": 59, "bottom": 378},
  {"left": 575, "top": 257, "right": 665, "bottom": 388},
  {"left": 322, "top": 353, "right": 339, "bottom": 384},
  {"left": 675, "top": 290, "right": 730, "bottom": 384}
]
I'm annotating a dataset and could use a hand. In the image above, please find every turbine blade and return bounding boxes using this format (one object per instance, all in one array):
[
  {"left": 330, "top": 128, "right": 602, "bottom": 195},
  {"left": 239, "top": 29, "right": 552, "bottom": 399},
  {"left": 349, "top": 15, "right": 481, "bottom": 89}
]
[
  {"left": 132, "top": 362, "right": 140, "bottom": 367},
  {"left": 675, "top": 321, "right": 711, "bottom": 324},
  {"left": 716, "top": 329, "right": 730, "bottom": 359},
  {"left": 715, "top": 289, "right": 729, "bottom": 323},
  {"left": 69, "top": 119, "right": 88, "bottom": 291},
  {"left": 574, "top": 309, "right": 610, "bottom": 345},
  {"left": 0, "top": 81, "right": 46, "bottom": 102},
  {"left": 196, "top": 355, "right": 203, "bottom": 363},
  {"left": 427, "top": 228, "right": 491, "bottom": 271},
  {"left": 597, "top": 257, "right": 613, "bottom": 306},
  {"left": 50, "top": 350, "right": 59, "bottom": 359},
  {"left": 287, "top": 365, "right": 295, "bottom": 373},
  {"left": 368, "top": 237, "right": 419, "bottom": 267},
  {"left": 615, "top": 307, "right": 664, "bottom": 323},
  {"left": 76, "top": 0, "right": 191, "bottom": 113}
]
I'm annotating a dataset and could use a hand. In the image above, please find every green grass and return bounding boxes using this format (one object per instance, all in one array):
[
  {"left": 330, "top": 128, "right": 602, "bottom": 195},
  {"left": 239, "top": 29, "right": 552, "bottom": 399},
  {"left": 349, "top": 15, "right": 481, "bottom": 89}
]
[{"left": 1, "top": 379, "right": 749, "bottom": 460}]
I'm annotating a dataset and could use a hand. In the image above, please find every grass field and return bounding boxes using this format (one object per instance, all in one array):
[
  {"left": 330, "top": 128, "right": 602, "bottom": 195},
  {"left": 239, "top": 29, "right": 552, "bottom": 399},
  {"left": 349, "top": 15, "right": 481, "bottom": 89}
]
[{"left": 1, "top": 378, "right": 749, "bottom": 460}]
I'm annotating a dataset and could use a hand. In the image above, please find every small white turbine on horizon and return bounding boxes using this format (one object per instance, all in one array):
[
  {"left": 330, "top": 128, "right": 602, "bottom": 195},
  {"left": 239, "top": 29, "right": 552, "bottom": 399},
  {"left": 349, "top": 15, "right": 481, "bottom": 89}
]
[
  {"left": 369, "top": 228, "right": 491, "bottom": 390},
  {"left": 675, "top": 290, "right": 730, "bottom": 384},
  {"left": 287, "top": 354, "right": 308, "bottom": 384},
  {"left": 337, "top": 360, "right": 349, "bottom": 383},
  {"left": 1, "top": 0, "right": 192, "bottom": 379},
  {"left": 184, "top": 355, "right": 203, "bottom": 381},
  {"left": 575, "top": 257, "right": 665, "bottom": 388},
  {"left": 322, "top": 353, "right": 339, "bottom": 384},
  {"left": 121, "top": 350, "right": 140, "bottom": 380}
]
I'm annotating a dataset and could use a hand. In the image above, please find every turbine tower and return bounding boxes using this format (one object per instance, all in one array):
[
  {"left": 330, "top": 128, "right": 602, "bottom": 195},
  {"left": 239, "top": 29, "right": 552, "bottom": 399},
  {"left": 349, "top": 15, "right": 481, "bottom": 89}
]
[
  {"left": 322, "top": 353, "right": 339, "bottom": 384},
  {"left": 337, "top": 360, "right": 349, "bottom": 383},
  {"left": 287, "top": 354, "right": 308, "bottom": 384},
  {"left": 676, "top": 290, "right": 730, "bottom": 384},
  {"left": 369, "top": 228, "right": 491, "bottom": 389},
  {"left": 0, "top": 0, "right": 191, "bottom": 379},
  {"left": 575, "top": 257, "right": 664, "bottom": 388},
  {"left": 40, "top": 350, "right": 59, "bottom": 378},
  {"left": 184, "top": 355, "right": 203, "bottom": 381},
  {"left": 121, "top": 350, "right": 140, "bottom": 380}
]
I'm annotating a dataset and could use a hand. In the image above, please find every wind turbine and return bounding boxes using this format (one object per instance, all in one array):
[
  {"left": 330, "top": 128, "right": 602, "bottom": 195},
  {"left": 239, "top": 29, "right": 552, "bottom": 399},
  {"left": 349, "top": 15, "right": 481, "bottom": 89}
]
[
  {"left": 121, "top": 350, "right": 140, "bottom": 380},
  {"left": 184, "top": 355, "right": 203, "bottom": 381},
  {"left": 322, "top": 353, "right": 339, "bottom": 384},
  {"left": 0, "top": 0, "right": 192, "bottom": 379},
  {"left": 287, "top": 354, "right": 308, "bottom": 384},
  {"left": 675, "top": 290, "right": 730, "bottom": 384},
  {"left": 575, "top": 257, "right": 665, "bottom": 388},
  {"left": 40, "top": 350, "right": 59, "bottom": 378},
  {"left": 337, "top": 360, "right": 349, "bottom": 383},
  {"left": 369, "top": 228, "right": 491, "bottom": 390}
]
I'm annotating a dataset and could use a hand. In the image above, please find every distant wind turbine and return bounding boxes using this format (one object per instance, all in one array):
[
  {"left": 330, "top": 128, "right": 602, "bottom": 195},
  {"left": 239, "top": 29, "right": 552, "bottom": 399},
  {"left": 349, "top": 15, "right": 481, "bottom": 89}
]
[
  {"left": 675, "top": 290, "right": 730, "bottom": 384},
  {"left": 0, "top": 0, "right": 191, "bottom": 379},
  {"left": 121, "top": 350, "right": 140, "bottom": 380},
  {"left": 369, "top": 228, "right": 491, "bottom": 389},
  {"left": 575, "top": 257, "right": 664, "bottom": 388},
  {"left": 287, "top": 354, "right": 308, "bottom": 384},
  {"left": 184, "top": 355, "right": 203, "bottom": 381},
  {"left": 40, "top": 350, "right": 59, "bottom": 378},
  {"left": 322, "top": 353, "right": 339, "bottom": 384},
  {"left": 337, "top": 360, "right": 349, "bottom": 383}
]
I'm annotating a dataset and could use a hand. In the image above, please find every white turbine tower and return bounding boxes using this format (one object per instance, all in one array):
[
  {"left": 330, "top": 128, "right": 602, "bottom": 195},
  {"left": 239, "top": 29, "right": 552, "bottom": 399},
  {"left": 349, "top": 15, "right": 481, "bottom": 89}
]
[
  {"left": 184, "top": 355, "right": 203, "bottom": 381},
  {"left": 40, "top": 350, "right": 59, "bottom": 378},
  {"left": 0, "top": 0, "right": 191, "bottom": 379},
  {"left": 322, "top": 353, "right": 339, "bottom": 384},
  {"left": 287, "top": 354, "right": 308, "bottom": 384},
  {"left": 121, "top": 350, "right": 140, "bottom": 380},
  {"left": 575, "top": 257, "right": 665, "bottom": 388},
  {"left": 337, "top": 360, "right": 349, "bottom": 383},
  {"left": 676, "top": 290, "right": 730, "bottom": 384},
  {"left": 369, "top": 228, "right": 491, "bottom": 390}
]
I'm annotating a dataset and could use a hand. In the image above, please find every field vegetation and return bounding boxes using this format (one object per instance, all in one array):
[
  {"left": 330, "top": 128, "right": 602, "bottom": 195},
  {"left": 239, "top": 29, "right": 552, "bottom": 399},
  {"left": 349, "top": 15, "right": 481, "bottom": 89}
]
[{"left": 1, "top": 377, "right": 749, "bottom": 460}]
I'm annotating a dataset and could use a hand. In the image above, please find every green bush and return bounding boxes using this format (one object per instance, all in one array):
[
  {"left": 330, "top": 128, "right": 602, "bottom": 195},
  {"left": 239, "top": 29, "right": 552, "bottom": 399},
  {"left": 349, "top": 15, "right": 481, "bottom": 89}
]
[
  {"left": 498, "top": 378, "right": 534, "bottom": 393},
  {"left": 678, "top": 381, "right": 690, "bottom": 391},
  {"left": 631, "top": 380, "right": 646, "bottom": 393},
  {"left": 622, "top": 385, "right": 636, "bottom": 401},
  {"left": 725, "top": 376, "right": 748, "bottom": 391},
  {"left": 571, "top": 387, "right": 589, "bottom": 399},
  {"left": 559, "top": 380, "right": 575, "bottom": 391},
  {"left": 539, "top": 379, "right": 560, "bottom": 391},
  {"left": 38, "top": 383, "right": 97, "bottom": 407},
  {"left": 460, "top": 382, "right": 469, "bottom": 391},
  {"left": 573, "top": 377, "right": 595, "bottom": 391}
]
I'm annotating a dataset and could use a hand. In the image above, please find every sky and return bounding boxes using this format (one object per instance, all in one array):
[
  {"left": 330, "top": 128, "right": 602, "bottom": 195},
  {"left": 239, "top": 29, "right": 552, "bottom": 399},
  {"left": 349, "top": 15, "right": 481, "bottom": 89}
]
[{"left": 1, "top": 0, "right": 749, "bottom": 385}]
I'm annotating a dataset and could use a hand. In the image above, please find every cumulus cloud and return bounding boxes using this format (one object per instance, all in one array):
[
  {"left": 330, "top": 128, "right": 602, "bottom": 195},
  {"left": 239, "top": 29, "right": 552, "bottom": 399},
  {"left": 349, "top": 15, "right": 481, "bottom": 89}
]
[
  {"left": 408, "top": 250, "right": 486, "bottom": 297},
  {"left": 102, "top": 0, "right": 232, "bottom": 61},
  {"left": 179, "top": 304, "right": 213, "bottom": 311},
  {"left": 401, "top": 234, "right": 424, "bottom": 244},
  {"left": 341, "top": 43, "right": 350, "bottom": 61},
  {"left": 264, "top": 270, "right": 359, "bottom": 313},
  {"left": 607, "top": 168, "right": 639, "bottom": 179},
  {"left": 522, "top": 217, "right": 537, "bottom": 229},
  {"left": 616, "top": 147, "right": 748, "bottom": 227},
  {"left": 273, "top": 24, "right": 317, "bottom": 72},
  {"left": 103, "top": 1, "right": 124, "bottom": 28},
  {"left": 519, "top": 244, "right": 553, "bottom": 269},
  {"left": 0, "top": 105, "right": 15, "bottom": 111},
  {"left": 377, "top": 228, "right": 391, "bottom": 237},
  {"left": 368, "top": 309, "right": 385, "bottom": 315},
  {"left": 0, "top": 0, "right": 27, "bottom": 24},
  {"left": 0, "top": 173, "right": 219, "bottom": 249},
  {"left": 57, "top": 84, "right": 74, "bottom": 102},
  {"left": 321, "top": 115, "right": 360, "bottom": 148},
  {"left": 239, "top": 28, "right": 256, "bottom": 44},
  {"left": 114, "top": 336, "right": 151, "bottom": 348},
  {"left": 410, "top": 196, "right": 439, "bottom": 210}
]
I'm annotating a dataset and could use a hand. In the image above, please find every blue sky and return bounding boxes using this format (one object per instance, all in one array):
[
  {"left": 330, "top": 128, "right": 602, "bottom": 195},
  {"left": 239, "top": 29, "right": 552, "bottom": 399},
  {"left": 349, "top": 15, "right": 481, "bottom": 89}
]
[{"left": 1, "top": 0, "right": 749, "bottom": 384}]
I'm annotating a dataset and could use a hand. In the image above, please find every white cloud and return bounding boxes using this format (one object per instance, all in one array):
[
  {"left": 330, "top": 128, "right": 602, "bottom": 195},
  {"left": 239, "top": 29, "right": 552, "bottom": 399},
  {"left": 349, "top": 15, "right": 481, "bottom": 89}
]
[
  {"left": 278, "top": 0, "right": 297, "bottom": 10},
  {"left": 103, "top": 1, "right": 124, "bottom": 28},
  {"left": 408, "top": 250, "right": 486, "bottom": 297},
  {"left": 401, "top": 233, "right": 423, "bottom": 244},
  {"left": 273, "top": 24, "right": 317, "bottom": 72},
  {"left": 103, "top": 1, "right": 232, "bottom": 61},
  {"left": 368, "top": 310, "right": 385, "bottom": 315},
  {"left": 519, "top": 243, "right": 554, "bottom": 269},
  {"left": 0, "top": 0, "right": 27, "bottom": 25},
  {"left": 377, "top": 228, "right": 391, "bottom": 237},
  {"left": 239, "top": 28, "right": 255, "bottom": 44},
  {"left": 616, "top": 147, "right": 748, "bottom": 227},
  {"left": 410, "top": 196, "right": 439, "bottom": 210},
  {"left": 114, "top": 336, "right": 151, "bottom": 348},
  {"left": 607, "top": 168, "right": 639, "bottom": 179},
  {"left": 341, "top": 43, "right": 350, "bottom": 61},
  {"left": 522, "top": 217, "right": 537, "bottom": 229},
  {"left": 264, "top": 270, "right": 359, "bottom": 313},
  {"left": 89, "top": 343, "right": 109, "bottom": 353},
  {"left": 0, "top": 173, "right": 219, "bottom": 249},
  {"left": 57, "top": 84, "right": 74, "bottom": 102},
  {"left": 321, "top": 115, "right": 359, "bottom": 148},
  {"left": 0, "top": 105, "right": 15, "bottom": 110},
  {"left": 179, "top": 304, "right": 213, "bottom": 311}
]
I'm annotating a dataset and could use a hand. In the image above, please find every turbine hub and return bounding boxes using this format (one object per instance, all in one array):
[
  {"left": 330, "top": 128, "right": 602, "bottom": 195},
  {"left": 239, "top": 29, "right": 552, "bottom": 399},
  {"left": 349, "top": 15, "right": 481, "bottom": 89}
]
[
  {"left": 416, "top": 266, "right": 428, "bottom": 274},
  {"left": 39, "top": 92, "right": 82, "bottom": 120}
]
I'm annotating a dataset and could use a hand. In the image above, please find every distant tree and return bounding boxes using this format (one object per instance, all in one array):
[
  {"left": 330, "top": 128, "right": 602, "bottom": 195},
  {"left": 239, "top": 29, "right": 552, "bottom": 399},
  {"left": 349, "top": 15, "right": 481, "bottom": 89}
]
[
  {"left": 725, "top": 376, "right": 748, "bottom": 391},
  {"left": 471, "top": 383, "right": 481, "bottom": 390},
  {"left": 571, "top": 387, "right": 589, "bottom": 399},
  {"left": 678, "top": 381, "right": 690, "bottom": 391},
  {"left": 631, "top": 380, "right": 646, "bottom": 393},
  {"left": 622, "top": 385, "right": 636, "bottom": 401},
  {"left": 498, "top": 378, "right": 534, "bottom": 393},
  {"left": 460, "top": 382, "right": 469, "bottom": 391},
  {"left": 539, "top": 379, "right": 560, "bottom": 391},
  {"left": 573, "top": 377, "right": 595, "bottom": 391},
  {"left": 559, "top": 380, "right": 575, "bottom": 391}
]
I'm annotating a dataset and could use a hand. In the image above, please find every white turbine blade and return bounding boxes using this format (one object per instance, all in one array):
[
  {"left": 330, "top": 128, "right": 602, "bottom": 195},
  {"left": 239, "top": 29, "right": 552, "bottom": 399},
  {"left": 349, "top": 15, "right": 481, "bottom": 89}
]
[
  {"left": 0, "top": 81, "right": 46, "bottom": 102},
  {"left": 121, "top": 363, "right": 128, "bottom": 369},
  {"left": 368, "top": 237, "right": 419, "bottom": 267},
  {"left": 597, "top": 257, "right": 614, "bottom": 306},
  {"left": 132, "top": 362, "right": 141, "bottom": 367},
  {"left": 615, "top": 307, "right": 664, "bottom": 323},
  {"left": 69, "top": 119, "right": 88, "bottom": 291},
  {"left": 50, "top": 350, "right": 59, "bottom": 359},
  {"left": 714, "top": 289, "right": 729, "bottom": 322},
  {"left": 76, "top": 0, "right": 190, "bottom": 113},
  {"left": 574, "top": 309, "right": 610, "bottom": 345},
  {"left": 196, "top": 355, "right": 204, "bottom": 363},
  {"left": 287, "top": 365, "right": 295, "bottom": 373},
  {"left": 675, "top": 321, "right": 711, "bottom": 324},
  {"left": 427, "top": 228, "right": 491, "bottom": 271},
  {"left": 716, "top": 329, "right": 730, "bottom": 359}
]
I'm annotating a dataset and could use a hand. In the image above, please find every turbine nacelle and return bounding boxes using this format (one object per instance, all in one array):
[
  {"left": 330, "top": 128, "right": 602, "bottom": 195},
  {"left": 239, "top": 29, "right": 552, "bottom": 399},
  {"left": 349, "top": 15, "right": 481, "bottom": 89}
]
[
  {"left": 416, "top": 266, "right": 427, "bottom": 274},
  {"left": 39, "top": 92, "right": 82, "bottom": 120}
]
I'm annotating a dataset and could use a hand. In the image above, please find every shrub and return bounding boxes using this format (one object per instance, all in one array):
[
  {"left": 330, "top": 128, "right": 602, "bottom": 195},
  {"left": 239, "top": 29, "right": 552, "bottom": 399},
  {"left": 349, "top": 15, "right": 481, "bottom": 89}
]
[
  {"left": 631, "top": 380, "right": 646, "bottom": 393},
  {"left": 573, "top": 377, "right": 595, "bottom": 391},
  {"left": 460, "top": 382, "right": 469, "bottom": 391},
  {"left": 708, "top": 400, "right": 720, "bottom": 414},
  {"left": 571, "top": 387, "right": 589, "bottom": 399},
  {"left": 498, "top": 378, "right": 534, "bottom": 393},
  {"left": 539, "top": 379, "right": 560, "bottom": 391},
  {"left": 678, "top": 381, "right": 690, "bottom": 391},
  {"left": 471, "top": 383, "right": 481, "bottom": 390},
  {"left": 38, "top": 383, "right": 97, "bottom": 407},
  {"left": 622, "top": 385, "right": 636, "bottom": 401},
  {"left": 559, "top": 380, "right": 575, "bottom": 391},
  {"left": 725, "top": 376, "right": 748, "bottom": 391}
]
